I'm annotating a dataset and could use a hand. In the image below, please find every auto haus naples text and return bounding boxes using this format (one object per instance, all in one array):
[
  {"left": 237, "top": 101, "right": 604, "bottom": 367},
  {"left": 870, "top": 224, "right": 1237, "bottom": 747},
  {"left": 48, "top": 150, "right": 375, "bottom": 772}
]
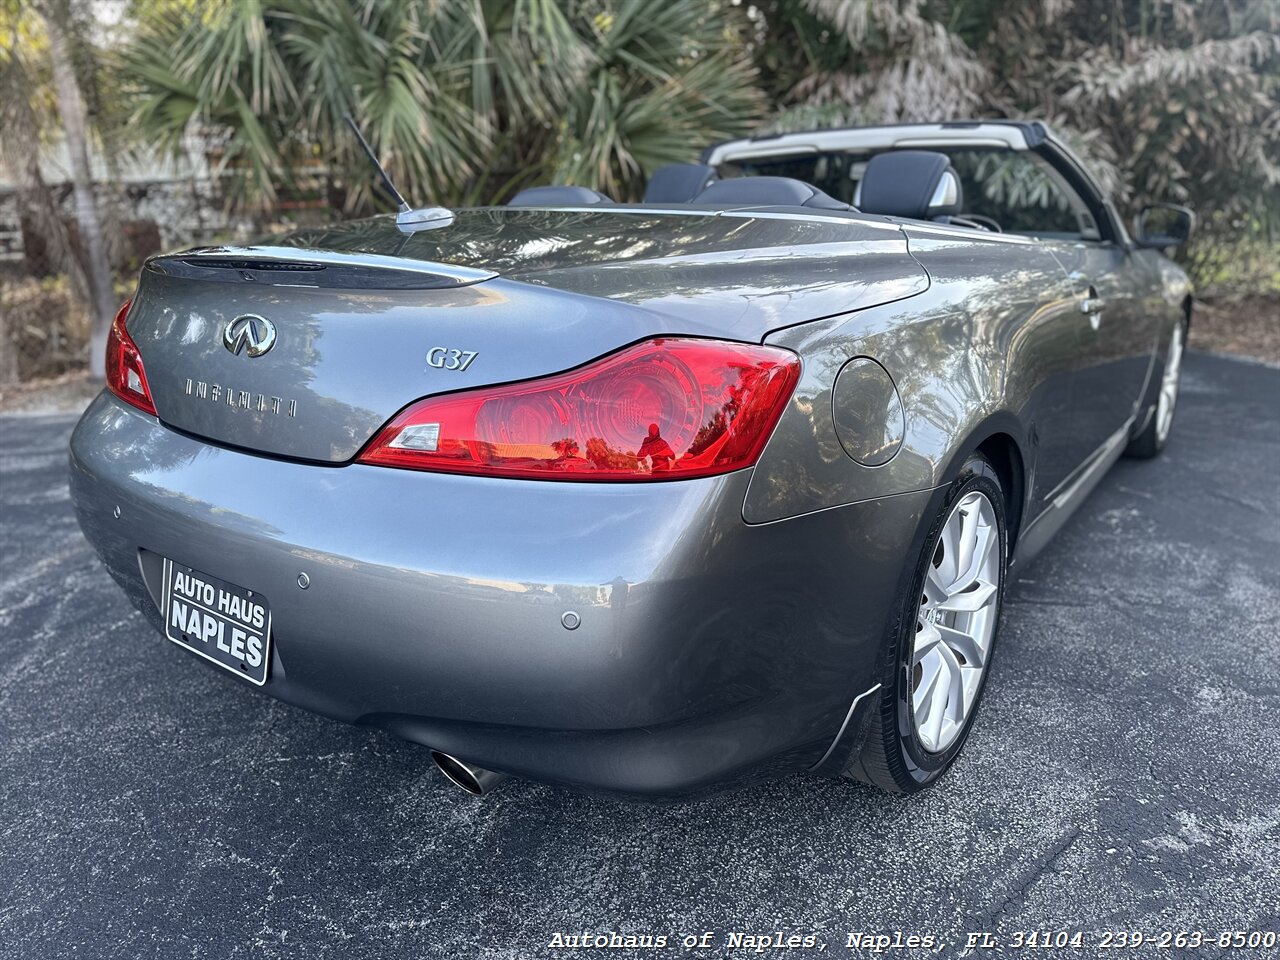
[{"left": 168, "top": 569, "right": 266, "bottom": 669}]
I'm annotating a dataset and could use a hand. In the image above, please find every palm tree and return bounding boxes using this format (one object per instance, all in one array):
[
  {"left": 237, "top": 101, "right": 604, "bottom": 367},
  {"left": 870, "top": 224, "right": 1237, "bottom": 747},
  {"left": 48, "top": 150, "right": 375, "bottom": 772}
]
[
  {"left": 122, "top": 0, "right": 763, "bottom": 211},
  {"left": 38, "top": 0, "right": 117, "bottom": 378},
  {"left": 1, "top": 3, "right": 78, "bottom": 386},
  {"left": 547, "top": 0, "right": 763, "bottom": 199}
]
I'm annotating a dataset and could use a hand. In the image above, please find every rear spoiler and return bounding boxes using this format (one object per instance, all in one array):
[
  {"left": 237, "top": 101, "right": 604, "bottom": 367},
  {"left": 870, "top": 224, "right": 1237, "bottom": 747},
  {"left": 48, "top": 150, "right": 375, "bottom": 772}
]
[{"left": 146, "top": 245, "right": 498, "bottom": 290}]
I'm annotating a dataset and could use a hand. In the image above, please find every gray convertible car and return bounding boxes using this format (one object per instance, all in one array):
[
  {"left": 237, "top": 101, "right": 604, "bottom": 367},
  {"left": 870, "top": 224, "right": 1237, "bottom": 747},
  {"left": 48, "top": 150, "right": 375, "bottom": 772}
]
[{"left": 70, "top": 121, "right": 1193, "bottom": 797}]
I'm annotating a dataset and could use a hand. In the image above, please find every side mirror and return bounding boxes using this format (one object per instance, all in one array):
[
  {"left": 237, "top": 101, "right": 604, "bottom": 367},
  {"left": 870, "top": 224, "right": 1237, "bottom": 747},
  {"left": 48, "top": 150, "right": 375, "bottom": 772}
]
[{"left": 1134, "top": 203, "right": 1194, "bottom": 249}]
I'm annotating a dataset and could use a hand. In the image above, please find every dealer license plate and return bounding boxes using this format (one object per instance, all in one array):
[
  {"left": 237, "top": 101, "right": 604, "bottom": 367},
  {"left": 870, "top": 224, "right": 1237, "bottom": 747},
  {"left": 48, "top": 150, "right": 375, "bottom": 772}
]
[{"left": 161, "top": 558, "right": 272, "bottom": 685}]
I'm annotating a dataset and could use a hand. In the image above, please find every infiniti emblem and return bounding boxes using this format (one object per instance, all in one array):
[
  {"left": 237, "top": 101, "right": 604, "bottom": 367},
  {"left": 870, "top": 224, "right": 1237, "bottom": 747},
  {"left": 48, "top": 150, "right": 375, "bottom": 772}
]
[{"left": 223, "top": 314, "right": 276, "bottom": 358}]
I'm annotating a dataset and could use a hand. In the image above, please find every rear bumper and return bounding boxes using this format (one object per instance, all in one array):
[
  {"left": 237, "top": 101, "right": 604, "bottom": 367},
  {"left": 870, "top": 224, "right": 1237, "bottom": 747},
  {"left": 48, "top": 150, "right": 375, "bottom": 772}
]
[{"left": 69, "top": 393, "right": 930, "bottom": 794}]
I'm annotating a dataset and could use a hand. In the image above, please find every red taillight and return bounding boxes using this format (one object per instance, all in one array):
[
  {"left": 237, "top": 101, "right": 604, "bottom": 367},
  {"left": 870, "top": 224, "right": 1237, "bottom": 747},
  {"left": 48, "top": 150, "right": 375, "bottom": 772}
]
[
  {"left": 357, "top": 338, "right": 801, "bottom": 481},
  {"left": 105, "top": 298, "right": 157, "bottom": 416}
]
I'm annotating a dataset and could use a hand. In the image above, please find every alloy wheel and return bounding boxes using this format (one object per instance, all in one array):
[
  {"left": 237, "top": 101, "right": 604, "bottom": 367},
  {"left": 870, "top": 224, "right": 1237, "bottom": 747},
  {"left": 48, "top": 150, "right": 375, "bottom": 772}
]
[
  {"left": 1156, "top": 325, "right": 1184, "bottom": 444},
  {"left": 910, "top": 490, "right": 1002, "bottom": 753}
]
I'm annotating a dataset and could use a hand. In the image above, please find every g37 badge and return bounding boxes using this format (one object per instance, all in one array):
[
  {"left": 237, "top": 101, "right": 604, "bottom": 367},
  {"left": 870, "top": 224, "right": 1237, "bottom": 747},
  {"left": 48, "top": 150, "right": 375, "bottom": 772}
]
[{"left": 426, "top": 347, "right": 479, "bottom": 372}]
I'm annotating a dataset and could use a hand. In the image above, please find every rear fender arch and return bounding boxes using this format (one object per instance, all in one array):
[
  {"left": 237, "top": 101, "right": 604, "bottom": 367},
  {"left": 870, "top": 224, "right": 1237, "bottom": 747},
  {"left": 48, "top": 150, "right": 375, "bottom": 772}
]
[{"left": 935, "top": 418, "right": 1030, "bottom": 556}]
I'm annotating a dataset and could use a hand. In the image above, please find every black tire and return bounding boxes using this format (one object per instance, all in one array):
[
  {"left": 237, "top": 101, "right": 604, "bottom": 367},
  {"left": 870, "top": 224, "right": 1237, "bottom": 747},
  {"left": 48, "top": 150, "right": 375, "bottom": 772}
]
[
  {"left": 1126, "top": 319, "right": 1187, "bottom": 460},
  {"left": 847, "top": 454, "right": 1008, "bottom": 794}
]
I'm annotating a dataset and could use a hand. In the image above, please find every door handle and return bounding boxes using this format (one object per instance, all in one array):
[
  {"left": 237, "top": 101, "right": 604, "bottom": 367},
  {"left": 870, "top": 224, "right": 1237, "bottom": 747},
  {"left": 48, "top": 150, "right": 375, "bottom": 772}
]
[{"left": 1079, "top": 288, "right": 1106, "bottom": 330}]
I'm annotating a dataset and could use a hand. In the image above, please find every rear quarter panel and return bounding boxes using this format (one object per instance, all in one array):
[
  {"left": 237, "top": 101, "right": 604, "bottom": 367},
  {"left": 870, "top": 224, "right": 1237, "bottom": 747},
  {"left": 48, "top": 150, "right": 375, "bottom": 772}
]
[{"left": 748, "top": 228, "right": 1080, "bottom": 534}]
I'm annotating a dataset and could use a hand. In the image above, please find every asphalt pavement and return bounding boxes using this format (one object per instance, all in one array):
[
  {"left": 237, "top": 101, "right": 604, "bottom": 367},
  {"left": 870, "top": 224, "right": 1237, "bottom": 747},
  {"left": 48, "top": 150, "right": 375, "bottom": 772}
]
[{"left": 1, "top": 351, "right": 1277, "bottom": 960}]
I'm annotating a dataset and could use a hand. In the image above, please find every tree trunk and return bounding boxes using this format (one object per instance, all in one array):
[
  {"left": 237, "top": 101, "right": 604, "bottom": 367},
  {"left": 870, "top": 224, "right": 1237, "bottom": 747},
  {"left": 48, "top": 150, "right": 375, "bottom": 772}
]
[
  {"left": 42, "top": 4, "right": 116, "bottom": 380},
  {"left": 0, "top": 305, "right": 17, "bottom": 389}
]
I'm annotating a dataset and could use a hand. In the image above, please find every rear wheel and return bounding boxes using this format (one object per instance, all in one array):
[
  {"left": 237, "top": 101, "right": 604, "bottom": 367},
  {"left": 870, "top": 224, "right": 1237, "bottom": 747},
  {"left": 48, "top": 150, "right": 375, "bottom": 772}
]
[
  {"left": 1126, "top": 321, "right": 1185, "bottom": 459},
  {"left": 848, "top": 455, "right": 1007, "bottom": 793}
]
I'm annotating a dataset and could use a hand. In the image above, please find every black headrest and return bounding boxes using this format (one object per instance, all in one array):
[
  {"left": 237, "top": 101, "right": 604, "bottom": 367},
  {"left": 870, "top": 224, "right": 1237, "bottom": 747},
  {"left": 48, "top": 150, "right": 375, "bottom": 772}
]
[
  {"left": 855, "top": 151, "right": 963, "bottom": 219},
  {"left": 508, "top": 185, "right": 612, "bottom": 207},
  {"left": 692, "top": 176, "right": 850, "bottom": 211},
  {"left": 643, "top": 163, "right": 719, "bottom": 204}
]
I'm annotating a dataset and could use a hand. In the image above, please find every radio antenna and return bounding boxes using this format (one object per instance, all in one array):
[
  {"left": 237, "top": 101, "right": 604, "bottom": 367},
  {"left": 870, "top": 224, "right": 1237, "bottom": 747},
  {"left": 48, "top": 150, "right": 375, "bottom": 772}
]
[
  {"left": 343, "top": 113, "right": 411, "bottom": 214},
  {"left": 342, "top": 112, "right": 454, "bottom": 233}
]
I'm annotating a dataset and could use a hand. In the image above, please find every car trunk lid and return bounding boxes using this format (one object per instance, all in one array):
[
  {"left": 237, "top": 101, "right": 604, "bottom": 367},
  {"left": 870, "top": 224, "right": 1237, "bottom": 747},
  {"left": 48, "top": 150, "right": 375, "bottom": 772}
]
[{"left": 126, "top": 208, "right": 926, "bottom": 463}]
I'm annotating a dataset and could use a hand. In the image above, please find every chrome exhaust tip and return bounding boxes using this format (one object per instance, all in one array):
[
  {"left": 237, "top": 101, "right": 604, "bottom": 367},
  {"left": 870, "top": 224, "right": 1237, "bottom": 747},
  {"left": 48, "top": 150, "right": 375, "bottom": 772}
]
[{"left": 430, "top": 751, "right": 507, "bottom": 796}]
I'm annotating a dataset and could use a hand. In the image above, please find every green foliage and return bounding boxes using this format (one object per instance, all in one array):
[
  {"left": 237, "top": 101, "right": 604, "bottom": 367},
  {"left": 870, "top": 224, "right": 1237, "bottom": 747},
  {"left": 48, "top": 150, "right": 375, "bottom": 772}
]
[
  {"left": 752, "top": 0, "right": 1280, "bottom": 292},
  {"left": 121, "top": 0, "right": 762, "bottom": 207},
  {"left": 548, "top": 1, "right": 763, "bottom": 199},
  {"left": 2, "top": 0, "right": 123, "bottom": 300},
  {"left": 17, "top": 0, "right": 1278, "bottom": 296}
]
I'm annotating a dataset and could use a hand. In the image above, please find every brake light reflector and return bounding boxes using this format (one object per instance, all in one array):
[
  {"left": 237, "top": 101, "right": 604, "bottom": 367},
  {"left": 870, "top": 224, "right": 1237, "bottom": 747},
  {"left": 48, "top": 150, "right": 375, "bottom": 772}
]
[
  {"left": 105, "top": 299, "right": 157, "bottom": 416},
  {"left": 358, "top": 338, "right": 800, "bottom": 480}
]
